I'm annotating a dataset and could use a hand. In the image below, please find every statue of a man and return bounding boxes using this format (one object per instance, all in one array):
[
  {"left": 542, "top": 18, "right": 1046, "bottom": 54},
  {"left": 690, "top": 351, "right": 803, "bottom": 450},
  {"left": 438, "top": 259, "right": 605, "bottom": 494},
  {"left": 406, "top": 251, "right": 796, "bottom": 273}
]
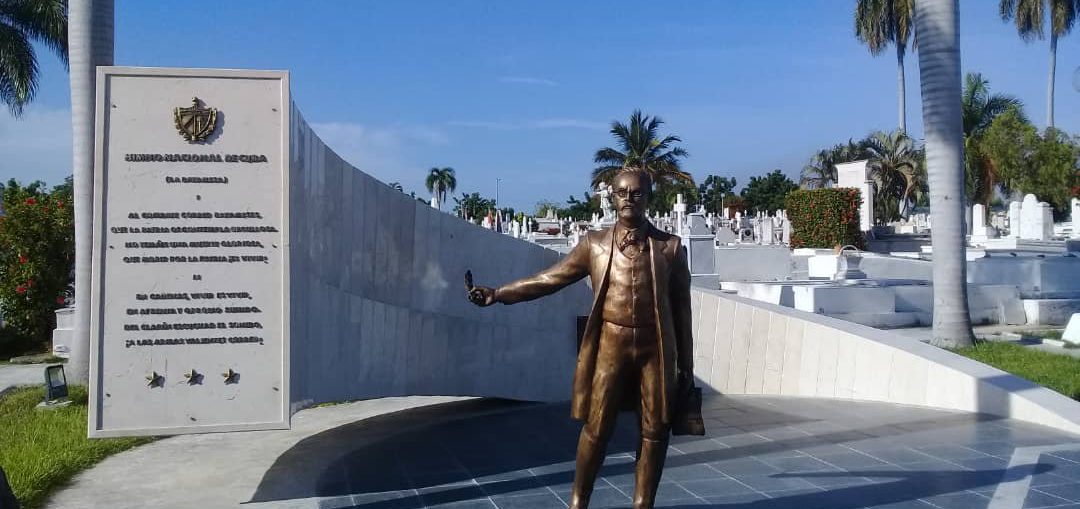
[{"left": 467, "top": 169, "right": 700, "bottom": 509}]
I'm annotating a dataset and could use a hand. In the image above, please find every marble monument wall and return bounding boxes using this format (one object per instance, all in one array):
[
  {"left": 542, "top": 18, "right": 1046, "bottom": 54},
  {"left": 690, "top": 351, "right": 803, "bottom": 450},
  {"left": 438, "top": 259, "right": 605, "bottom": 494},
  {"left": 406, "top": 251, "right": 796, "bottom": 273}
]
[
  {"left": 89, "top": 67, "right": 591, "bottom": 437},
  {"left": 287, "top": 109, "right": 591, "bottom": 412}
]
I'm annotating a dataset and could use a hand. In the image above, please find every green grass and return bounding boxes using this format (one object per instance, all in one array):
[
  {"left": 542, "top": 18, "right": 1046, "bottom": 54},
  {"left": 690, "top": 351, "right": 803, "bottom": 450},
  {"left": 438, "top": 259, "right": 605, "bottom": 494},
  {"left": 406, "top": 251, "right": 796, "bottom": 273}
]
[
  {"left": 954, "top": 341, "right": 1080, "bottom": 400},
  {"left": 0, "top": 386, "right": 153, "bottom": 508}
]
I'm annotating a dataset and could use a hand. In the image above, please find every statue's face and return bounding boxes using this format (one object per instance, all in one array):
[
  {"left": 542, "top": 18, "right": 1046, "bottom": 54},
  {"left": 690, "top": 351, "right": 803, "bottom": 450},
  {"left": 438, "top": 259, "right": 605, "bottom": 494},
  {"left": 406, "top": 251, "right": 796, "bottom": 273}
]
[{"left": 613, "top": 172, "right": 650, "bottom": 223}]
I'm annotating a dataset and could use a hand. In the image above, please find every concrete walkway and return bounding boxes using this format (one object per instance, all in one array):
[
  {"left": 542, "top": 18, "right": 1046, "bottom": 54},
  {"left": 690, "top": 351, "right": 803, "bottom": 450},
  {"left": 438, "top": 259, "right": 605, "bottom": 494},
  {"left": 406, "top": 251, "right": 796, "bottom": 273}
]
[
  {"left": 0, "top": 363, "right": 45, "bottom": 394},
  {"left": 47, "top": 395, "right": 1080, "bottom": 509}
]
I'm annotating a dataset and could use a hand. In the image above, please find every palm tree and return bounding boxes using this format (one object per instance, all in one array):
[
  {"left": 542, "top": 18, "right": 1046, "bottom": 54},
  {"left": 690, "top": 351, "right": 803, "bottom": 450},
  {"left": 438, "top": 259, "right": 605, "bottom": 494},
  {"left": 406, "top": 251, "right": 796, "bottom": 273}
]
[
  {"left": 591, "top": 110, "right": 691, "bottom": 188},
  {"left": 856, "top": 0, "right": 916, "bottom": 132},
  {"left": 425, "top": 167, "right": 457, "bottom": 210},
  {"left": 0, "top": 0, "right": 67, "bottom": 116},
  {"left": 961, "top": 73, "right": 1026, "bottom": 205},
  {"left": 67, "top": 0, "right": 114, "bottom": 382},
  {"left": 914, "top": 0, "right": 975, "bottom": 348},
  {"left": 864, "top": 130, "right": 923, "bottom": 221},
  {"left": 800, "top": 140, "right": 868, "bottom": 189},
  {"left": 999, "top": 0, "right": 1079, "bottom": 128}
]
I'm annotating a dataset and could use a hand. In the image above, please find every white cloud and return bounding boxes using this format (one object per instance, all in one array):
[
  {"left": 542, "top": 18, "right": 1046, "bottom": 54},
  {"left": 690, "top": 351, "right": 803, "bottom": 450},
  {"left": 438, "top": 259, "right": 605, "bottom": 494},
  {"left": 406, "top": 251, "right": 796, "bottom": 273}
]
[
  {"left": 309, "top": 122, "right": 449, "bottom": 184},
  {"left": 532, "top": 118, "right": 608, "bottom": 130},
  {"left": 447, "top": 118, "right": 606, "bottom": 131},
  {"left": 498, "top": 76, "right": 559, "bottom": 87},
  {"left": 0, "top": 107, "right": 73, "bottom": 186}
]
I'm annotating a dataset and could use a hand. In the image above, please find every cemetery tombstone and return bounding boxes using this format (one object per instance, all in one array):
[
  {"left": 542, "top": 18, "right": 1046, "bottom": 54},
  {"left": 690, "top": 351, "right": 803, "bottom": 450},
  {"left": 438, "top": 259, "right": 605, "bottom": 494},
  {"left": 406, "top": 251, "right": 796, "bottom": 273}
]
[
  {"left": 1008, "top": 201, "right": 1022, "bottom": 238},
  {"left": 1020, "top": 194, "right": 1050, "bottom": 241},
  {"left": 1073, "top": 198, "right": 1080, "bottom": 239}
]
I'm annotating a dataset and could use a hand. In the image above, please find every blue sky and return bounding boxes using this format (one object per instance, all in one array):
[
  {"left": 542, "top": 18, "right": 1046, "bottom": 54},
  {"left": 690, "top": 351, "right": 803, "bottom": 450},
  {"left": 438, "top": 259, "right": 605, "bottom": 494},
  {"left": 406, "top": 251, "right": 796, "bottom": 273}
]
[{"left": 1, "top": 0, "right": 1077, "bottom": 212}]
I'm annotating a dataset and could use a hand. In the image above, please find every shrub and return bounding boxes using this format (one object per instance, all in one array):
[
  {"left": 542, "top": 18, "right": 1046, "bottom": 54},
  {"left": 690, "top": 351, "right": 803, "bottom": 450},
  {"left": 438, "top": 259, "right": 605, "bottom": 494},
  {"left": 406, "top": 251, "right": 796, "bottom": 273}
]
[
  {"left": 785, "top": 188, "right": 864, "bottom": 249},
  {"left": 0, "top": 179, "right": 74, "bottom": 350}
]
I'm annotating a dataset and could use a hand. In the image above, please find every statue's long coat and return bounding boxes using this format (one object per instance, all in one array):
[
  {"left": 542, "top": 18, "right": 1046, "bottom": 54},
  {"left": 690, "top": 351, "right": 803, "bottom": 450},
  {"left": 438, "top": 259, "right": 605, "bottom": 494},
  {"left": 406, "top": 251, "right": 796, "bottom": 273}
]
[{"left": 496, "top": 224, "right": 694, "bottom": 423}]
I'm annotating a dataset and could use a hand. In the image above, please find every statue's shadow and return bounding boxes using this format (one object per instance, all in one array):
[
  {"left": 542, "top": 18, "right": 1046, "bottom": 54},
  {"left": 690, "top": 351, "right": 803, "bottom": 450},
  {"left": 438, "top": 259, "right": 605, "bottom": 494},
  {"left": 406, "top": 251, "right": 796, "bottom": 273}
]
[{"left": 249, "top": 399, "right": 641, "bottom": 502}]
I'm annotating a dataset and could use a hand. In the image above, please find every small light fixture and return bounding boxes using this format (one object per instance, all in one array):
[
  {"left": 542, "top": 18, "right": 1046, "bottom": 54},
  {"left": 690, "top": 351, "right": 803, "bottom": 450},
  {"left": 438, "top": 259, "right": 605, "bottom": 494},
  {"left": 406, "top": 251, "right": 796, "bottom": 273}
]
[{"left": 39, "top": 364, "right": 71, "bottom": 408}]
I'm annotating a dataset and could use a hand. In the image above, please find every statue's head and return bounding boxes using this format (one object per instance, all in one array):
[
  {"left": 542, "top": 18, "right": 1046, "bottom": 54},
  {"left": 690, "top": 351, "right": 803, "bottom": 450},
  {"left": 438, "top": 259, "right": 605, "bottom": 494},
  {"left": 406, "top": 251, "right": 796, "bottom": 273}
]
[{"left": 612, "top": 169, "right": 652, "bottom": 225}]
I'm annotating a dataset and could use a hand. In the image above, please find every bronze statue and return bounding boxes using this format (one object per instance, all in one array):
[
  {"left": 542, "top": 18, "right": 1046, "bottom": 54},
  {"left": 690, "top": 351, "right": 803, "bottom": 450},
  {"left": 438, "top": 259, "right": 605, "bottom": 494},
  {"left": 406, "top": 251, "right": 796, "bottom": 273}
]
[{"left": 467, "top": 169, "right": 702, "bottom": 509}]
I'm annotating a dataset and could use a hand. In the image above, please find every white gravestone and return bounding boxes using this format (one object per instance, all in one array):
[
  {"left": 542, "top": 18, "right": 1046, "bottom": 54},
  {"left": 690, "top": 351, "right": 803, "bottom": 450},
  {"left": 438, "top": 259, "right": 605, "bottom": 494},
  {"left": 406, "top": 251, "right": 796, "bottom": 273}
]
[
  {"left": 1072, "top": 198, "right": 1080, "bottom": 239},
  {"left": 970, "top": 203, "right": 997, "bottom": 242},
  {"left": 89, "top": 68, "right": 289, "bottom": 437},
  {"left": 836, "top": 160, "right": 874, "bottom": 232},
  {"left": 1020, "top": 194, "right": 1050, "bottom": 240},
  {"left": 1008, "top": 201, "right": 1022, "bottom": 238}
]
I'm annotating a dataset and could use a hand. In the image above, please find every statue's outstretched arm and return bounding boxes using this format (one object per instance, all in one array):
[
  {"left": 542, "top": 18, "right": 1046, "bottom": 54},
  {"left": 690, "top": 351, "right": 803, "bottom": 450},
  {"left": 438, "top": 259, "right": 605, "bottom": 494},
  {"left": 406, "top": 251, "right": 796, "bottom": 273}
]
[{"left": 468, "top": 235, "right": 591, "bottom": 307}]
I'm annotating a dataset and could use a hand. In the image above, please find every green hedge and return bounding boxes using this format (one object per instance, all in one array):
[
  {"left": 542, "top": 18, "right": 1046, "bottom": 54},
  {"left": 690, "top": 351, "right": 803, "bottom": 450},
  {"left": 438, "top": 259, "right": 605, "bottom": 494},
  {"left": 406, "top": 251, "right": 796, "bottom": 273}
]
[{"left": 785, "top": 188, "right": 864, "bottom": 249}]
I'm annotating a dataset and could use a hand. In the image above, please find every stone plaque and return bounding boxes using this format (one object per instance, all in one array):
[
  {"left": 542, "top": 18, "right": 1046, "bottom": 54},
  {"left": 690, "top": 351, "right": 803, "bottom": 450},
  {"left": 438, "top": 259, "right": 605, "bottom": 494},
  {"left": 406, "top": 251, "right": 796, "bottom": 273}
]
[{"left": 89, "top": 68, "right": 290, "bottom": 437}]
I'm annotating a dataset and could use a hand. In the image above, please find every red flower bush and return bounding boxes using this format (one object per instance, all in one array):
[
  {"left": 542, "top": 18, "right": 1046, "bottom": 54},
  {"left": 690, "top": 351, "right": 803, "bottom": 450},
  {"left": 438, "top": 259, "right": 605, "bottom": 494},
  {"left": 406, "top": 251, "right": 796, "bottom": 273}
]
[
  {"left": 785, "top": 188, "right": 865, "bottom": 249},
  {"left": 0, "top": 179, "right": 74, "bottom": 347}
]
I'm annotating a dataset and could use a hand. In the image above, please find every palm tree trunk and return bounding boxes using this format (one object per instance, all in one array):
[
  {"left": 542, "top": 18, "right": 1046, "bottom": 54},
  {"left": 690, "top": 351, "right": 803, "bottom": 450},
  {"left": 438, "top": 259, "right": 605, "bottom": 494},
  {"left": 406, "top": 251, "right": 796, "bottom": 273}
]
[
  {"left": 67, "top": 0, "right": 114, "bottom": 382},
  {"left": 897, "top": 45, "right": 907, "bottom": 133},
  {"left": 914, "top": 0, "right": 975, "bottom": 348},
  {"left": 1047, "top": 32, "right": 1057, "bottom": 129}
]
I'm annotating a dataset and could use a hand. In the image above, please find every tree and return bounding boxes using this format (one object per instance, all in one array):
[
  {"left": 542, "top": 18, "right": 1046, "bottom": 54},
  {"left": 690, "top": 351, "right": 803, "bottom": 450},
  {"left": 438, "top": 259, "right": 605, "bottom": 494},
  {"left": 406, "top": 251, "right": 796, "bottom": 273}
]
[
  {"left": 425, "top": 167, "right": 457, "bottom": 210},
  {"left": 453, "top": 192, "right": 495, "bottom": 223},
  {"left": 864, "top": 130, "right": 923, "bottom": 221},
  {"left": 0, "top": 0, "right": 68, "bottom": 116},
  {"left": 999, "top": 0, "right": 1080, "bottom": 128},
  {"left": 697, "top": 175, "right": 737, "bottom": 213},
  {"left": 534, "top": 200, "right": 561, "bottom": 218},
  {"left": 800, "top": 140, "right": 868, "bottom": 189},
  {"left": 961, "top": 73, "right": 1025, "bottom": 205},
  {"left": 1023, "top": 128, "right": 1080, "bottom": 217},
  {"left": 914, "top": 0, "right": 975, "bottom": 348},
  {"left": 0, "top": 179, "right": 74, "bottom": 350},
  {"left": 740, "top": 170, "right": 798, "bottom": 214},
  {"left": 592, "top": 110, "right": 692, "bottom": 188},
  {"left": 562, "top": 193, "right": 600, "bottom": 221},
  {"left": 982, "top": 107, "right": 1040, "bottom": 194},
  {"left": 69, "top": 0, "right": 115, "bottom": 382},
  {"left": 984, "top": 112, "right": 1080, "bottom": 217},
  {"left": 856, "top": 0, "right": 915, "bottom": 132},
  {"left": 652, "top": 179, "right": 699, "bottom": 213}
]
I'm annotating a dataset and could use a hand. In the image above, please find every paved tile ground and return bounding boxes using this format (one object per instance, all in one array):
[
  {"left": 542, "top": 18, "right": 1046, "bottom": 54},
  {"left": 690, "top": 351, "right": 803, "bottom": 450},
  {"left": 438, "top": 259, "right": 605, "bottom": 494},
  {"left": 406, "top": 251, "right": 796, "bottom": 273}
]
[
  {"left": 47, "top": 396, "right": 1080, "bottom": 509},
  {"left": 0, "top": 363, "right": 45, "bottom": 394}
]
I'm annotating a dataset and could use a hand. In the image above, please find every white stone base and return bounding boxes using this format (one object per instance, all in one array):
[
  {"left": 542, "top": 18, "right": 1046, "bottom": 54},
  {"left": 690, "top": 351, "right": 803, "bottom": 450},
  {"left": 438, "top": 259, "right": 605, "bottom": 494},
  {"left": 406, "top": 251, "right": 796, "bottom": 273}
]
[
  {"left": 1063, "top": 313, "right": 1080, "bottom": 345},
  {"left": 825, "top": 311, "right": 921, "bottom": 329},
  {"left": 1023, "top": 299, "right": 1080, "bottom": 326}
]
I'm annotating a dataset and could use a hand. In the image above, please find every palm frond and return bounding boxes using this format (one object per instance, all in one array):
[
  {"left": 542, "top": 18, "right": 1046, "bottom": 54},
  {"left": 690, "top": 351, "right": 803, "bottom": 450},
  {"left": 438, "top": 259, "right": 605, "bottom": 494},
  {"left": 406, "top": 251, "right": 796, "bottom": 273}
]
[{"left": 0, "top": 23, "right": 37, "bottom": 116}]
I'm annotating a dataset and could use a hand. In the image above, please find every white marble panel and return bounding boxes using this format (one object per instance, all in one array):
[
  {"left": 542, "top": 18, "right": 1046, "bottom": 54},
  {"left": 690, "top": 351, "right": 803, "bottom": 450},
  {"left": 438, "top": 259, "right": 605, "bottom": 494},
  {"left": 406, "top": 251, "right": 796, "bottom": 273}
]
[
  {"left": 744, "top": 308, "right": 772, "bottom": 394},
  {"left": 725, "top": 302, "right": 755, "bottom": 392},
  {"left": 779, "top": 318, "right": 805, "bottom": 396},
  {"left": 762, "top": 312, "right": 787, "bottom": 395}
]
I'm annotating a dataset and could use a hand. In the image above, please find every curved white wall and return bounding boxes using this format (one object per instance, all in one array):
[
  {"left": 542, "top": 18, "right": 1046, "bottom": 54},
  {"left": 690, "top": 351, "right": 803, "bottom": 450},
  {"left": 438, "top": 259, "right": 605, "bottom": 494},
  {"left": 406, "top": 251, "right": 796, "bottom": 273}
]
[
  {"left": 284, "top": 104, "right": 1080, "bottom": 435},
  {"left": 692, "top": 287, "right": 1080, "bottom": 434},
  {"left": 287, "top": 107, "right": 592, "bottom": 412}
]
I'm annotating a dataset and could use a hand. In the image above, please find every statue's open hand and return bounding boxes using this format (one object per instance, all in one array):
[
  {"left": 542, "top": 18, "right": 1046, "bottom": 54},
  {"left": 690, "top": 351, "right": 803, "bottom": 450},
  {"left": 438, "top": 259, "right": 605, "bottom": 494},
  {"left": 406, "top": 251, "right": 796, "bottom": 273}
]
[{"left": 465, "top": 270, "right": 497, "bottom": 307}]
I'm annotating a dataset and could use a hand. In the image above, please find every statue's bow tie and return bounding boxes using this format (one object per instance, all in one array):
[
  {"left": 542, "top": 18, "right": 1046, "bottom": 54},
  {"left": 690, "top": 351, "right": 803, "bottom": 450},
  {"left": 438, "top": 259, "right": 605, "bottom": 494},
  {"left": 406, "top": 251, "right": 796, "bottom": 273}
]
[{"left": 619, "top": 229, "right": 644, "bottom": 251}]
